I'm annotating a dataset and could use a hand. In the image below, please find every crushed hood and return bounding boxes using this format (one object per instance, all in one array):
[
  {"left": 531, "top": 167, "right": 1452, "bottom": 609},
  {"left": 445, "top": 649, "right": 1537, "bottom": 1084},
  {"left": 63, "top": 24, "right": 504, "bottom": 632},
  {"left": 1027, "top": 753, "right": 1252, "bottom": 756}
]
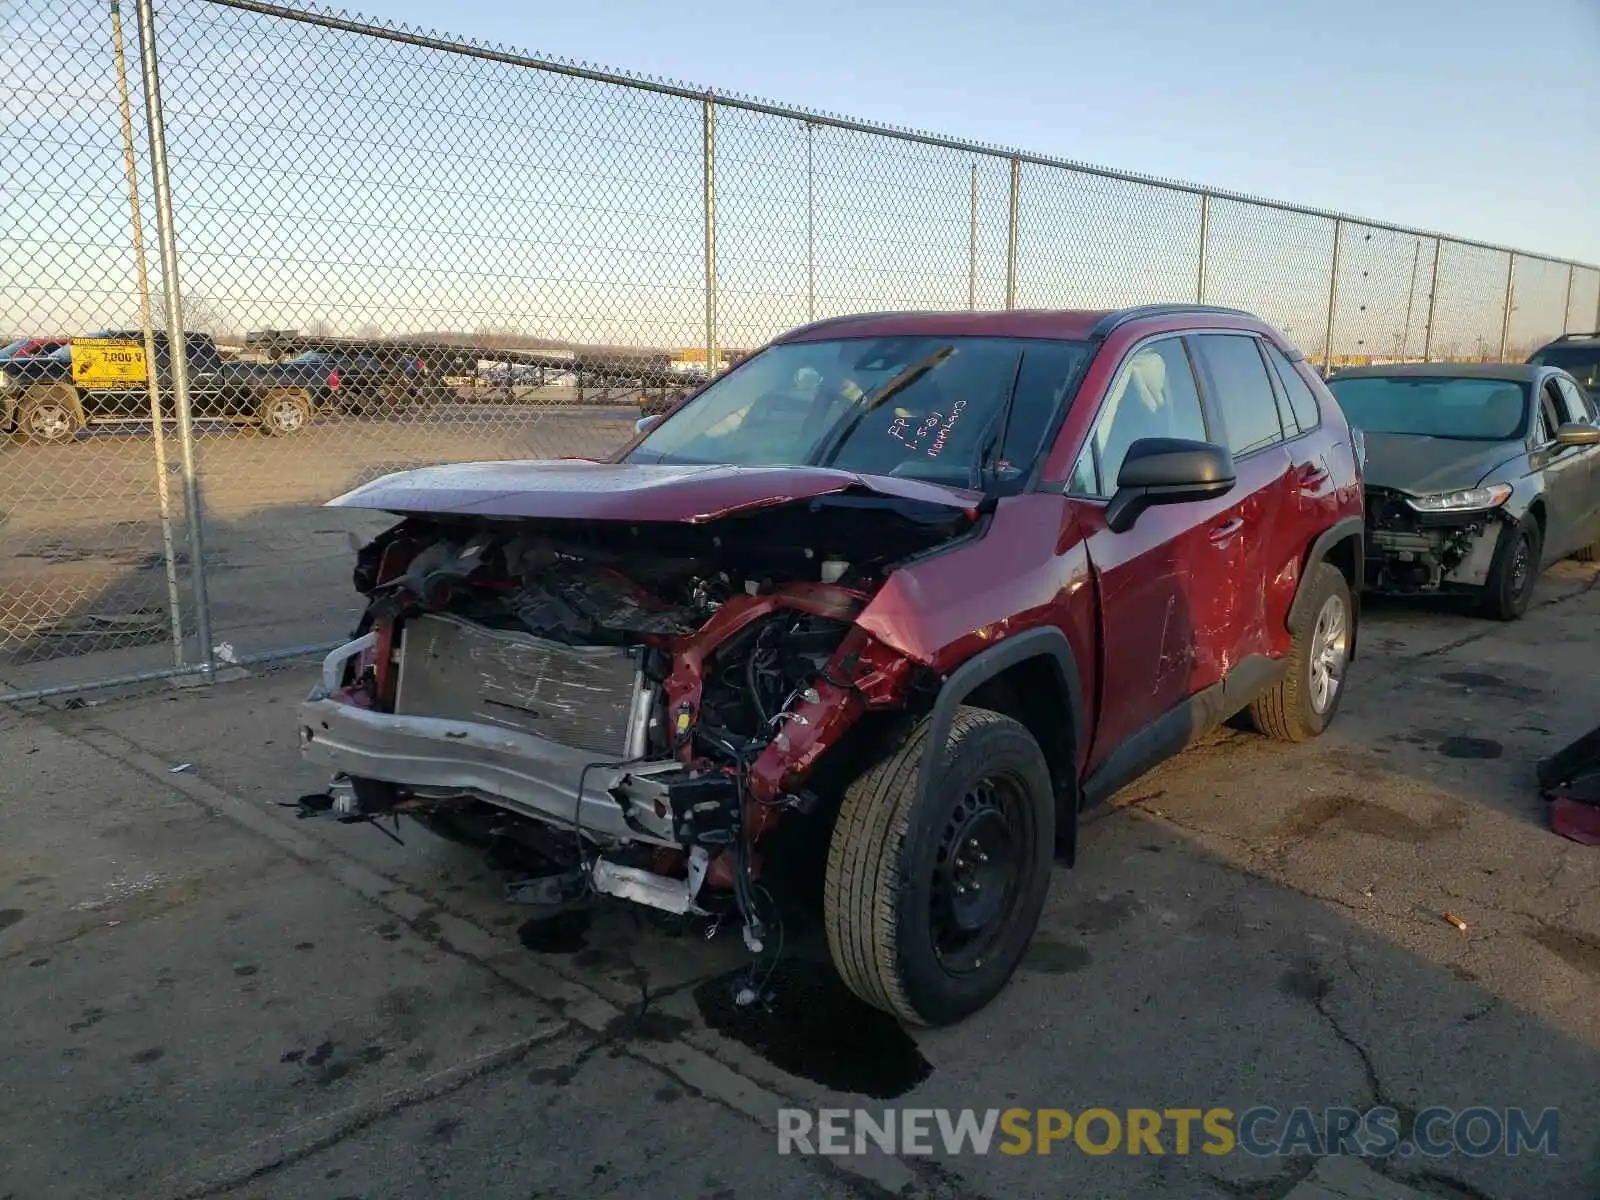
[
  {"left": 326, "top": 460, "right": 980, "bottom": 523},
  {"left": 1358, "top": 433, "right": 1524, "bottom": 496}
]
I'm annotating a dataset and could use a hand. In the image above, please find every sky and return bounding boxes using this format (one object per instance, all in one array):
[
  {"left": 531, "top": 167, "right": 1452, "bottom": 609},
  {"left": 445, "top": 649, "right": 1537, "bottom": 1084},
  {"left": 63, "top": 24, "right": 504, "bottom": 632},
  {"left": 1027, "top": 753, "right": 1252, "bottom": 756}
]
[
  {"left": 5, "top": 0, "right": 1597, "bottom": 354},
  {"left": 363, "top": 0, "right": 1600, "bottom": 266}
]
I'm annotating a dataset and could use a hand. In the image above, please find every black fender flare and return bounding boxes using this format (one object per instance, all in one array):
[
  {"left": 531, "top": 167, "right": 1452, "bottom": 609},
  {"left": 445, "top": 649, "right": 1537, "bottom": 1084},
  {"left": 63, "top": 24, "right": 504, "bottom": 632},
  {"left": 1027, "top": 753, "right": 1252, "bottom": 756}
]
[
  {"left": 1288, "top": 515, "right": 1364, "bottom": 654},
  {"left": 915, "top": 625, "right": 1086, "bottom": 865}
]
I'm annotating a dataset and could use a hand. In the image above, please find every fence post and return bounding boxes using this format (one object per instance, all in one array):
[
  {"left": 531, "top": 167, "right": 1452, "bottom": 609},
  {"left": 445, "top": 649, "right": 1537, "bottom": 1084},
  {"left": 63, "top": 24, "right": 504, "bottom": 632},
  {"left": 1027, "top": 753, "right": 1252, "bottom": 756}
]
[
  {"left": 1422, "top": 239, "right": 1443, "bottom": 362},
  {"left": 1005, "top": 157, "right": 1020, "bottom": 310},
  {"left": 1497, "top": 254, "right": 1516, "bottom": 362},
  {"left": 1196, "top": 192, "right": 1211, "bottom": 304},
  {"left": 1562, "top": 263, "right": 1575, "bottom": 335},
  {"left": 968, "top": 163, "right": 977, "bottom": 311},
  {"left": 134, "top": 0, "right": 213, "bottom": 680},
  {"left": 111, "top": 0, "right": 184, "bottom": 669},
  {"left": 805, "top": 120, "right": 815, "bottom": 323},
  {"left": 1321, "top": 218, "right": 1342, "bottom": 373},
  {"left": 702, "top": 97, "right": 717, "bottom": 380}
]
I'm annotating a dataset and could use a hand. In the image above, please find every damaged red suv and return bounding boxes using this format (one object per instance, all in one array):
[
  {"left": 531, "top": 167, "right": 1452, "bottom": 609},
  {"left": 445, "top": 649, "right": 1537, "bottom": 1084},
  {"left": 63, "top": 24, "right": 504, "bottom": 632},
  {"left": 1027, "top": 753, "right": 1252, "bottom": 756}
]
[{"left": 299, "top": 304, "right": 1364, "bottom": 1025}]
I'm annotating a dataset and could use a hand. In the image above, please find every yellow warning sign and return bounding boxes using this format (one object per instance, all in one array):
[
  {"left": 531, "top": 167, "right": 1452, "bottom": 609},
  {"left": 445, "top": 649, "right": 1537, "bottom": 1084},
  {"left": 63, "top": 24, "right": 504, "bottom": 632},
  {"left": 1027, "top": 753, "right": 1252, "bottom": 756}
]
[{"left": 71, "top": 337, "right": 147, "bottom": 388}]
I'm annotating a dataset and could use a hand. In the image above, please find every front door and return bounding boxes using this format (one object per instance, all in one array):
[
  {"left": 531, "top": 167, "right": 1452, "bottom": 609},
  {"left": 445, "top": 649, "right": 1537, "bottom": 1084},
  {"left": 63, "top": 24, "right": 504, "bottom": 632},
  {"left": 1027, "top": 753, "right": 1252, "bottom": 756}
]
[{"left": 1064, "top": 334, "right": 1247, "bottom": 770}]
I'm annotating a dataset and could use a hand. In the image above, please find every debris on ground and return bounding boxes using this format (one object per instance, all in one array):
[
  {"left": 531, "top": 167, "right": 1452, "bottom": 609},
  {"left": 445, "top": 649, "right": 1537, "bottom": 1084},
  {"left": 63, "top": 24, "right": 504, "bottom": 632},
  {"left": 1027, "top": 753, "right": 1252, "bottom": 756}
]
[
  {"left": 1444, "top": 912, "right": 1468, "bottom": 932},
  {"left": 1537, "top": 722, "right": 1600, "bottom": 845}
]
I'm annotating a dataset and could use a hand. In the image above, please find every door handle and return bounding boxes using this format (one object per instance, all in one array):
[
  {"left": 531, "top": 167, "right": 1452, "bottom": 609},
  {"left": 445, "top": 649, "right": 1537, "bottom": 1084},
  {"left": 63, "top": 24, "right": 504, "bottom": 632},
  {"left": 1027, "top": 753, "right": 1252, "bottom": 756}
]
[
  {"left": 1296, "top": 463, "right": 1330, "bottom": 488},
  {"left": 1208, "top": 517, "right": 1244, "bottom": 544}
]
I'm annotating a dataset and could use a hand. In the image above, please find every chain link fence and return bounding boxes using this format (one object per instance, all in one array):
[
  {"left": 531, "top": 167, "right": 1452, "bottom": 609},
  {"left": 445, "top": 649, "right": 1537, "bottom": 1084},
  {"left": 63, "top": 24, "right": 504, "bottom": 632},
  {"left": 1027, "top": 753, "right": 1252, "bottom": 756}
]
[{"left": 4, "top": 0, "right": 1600, "bottom": 700}]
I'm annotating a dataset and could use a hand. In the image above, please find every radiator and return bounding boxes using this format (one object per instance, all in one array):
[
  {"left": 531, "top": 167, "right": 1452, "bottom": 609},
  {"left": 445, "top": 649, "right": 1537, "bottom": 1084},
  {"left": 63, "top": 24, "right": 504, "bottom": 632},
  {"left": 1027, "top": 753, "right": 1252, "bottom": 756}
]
[{"left": 394, "top": 613, "right": 644, "bottom": 756}]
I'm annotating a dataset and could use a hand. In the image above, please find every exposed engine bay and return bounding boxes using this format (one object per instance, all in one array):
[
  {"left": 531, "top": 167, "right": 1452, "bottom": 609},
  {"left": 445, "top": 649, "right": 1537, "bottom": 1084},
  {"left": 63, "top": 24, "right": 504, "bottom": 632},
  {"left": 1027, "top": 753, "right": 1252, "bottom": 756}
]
[
  {"left": 297, "top": 496, "right": 972, "bottom": 967},
  {"left": 1363, "top": 486, "right": 1508, "bottom": 592}
]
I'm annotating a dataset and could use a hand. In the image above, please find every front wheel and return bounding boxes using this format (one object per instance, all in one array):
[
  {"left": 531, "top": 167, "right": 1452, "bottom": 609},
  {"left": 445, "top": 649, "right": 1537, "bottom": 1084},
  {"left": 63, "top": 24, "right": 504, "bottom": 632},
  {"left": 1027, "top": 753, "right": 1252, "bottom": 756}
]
[
  {"left": 1480, "top": 518, "right": 1541, "bottom": 621},
  {"left": 17, "top": 385, "right": 82, "bottom": 444},
  {"left": 1248, "top": 562, "right": 1352, "bottom": 742},
  {"left": 824, "top": 705, "right": 1055, "bottom": 1027},
  {"left": 257, "top": 387, "right": 312, "bottom": 436}
]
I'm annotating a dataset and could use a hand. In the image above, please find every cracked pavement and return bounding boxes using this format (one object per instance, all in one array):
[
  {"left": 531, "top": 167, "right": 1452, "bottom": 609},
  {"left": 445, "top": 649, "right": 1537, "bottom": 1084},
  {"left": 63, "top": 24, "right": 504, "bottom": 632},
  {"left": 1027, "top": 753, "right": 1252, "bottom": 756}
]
[{"left": 1, "top": 561, "right": 1597, "bottom": 1200}]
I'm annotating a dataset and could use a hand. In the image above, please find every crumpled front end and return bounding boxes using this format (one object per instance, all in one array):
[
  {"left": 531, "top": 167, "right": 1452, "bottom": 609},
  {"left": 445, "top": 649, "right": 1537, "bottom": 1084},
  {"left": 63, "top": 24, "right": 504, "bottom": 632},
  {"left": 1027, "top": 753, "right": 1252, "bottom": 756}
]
[
  {"left": 1363, "top": 487, "right": 1508, "bottom": 592},
  {"left": 297, "top": 493, "right": 972, "bottom": 942}
]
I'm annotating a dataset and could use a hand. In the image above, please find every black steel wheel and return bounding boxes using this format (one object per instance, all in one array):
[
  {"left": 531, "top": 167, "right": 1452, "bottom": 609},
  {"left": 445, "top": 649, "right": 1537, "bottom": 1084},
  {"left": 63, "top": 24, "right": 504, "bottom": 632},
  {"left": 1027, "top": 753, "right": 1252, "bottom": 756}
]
[{"left": 825, "top": 705, "right": 1056, "bottom": 1026}]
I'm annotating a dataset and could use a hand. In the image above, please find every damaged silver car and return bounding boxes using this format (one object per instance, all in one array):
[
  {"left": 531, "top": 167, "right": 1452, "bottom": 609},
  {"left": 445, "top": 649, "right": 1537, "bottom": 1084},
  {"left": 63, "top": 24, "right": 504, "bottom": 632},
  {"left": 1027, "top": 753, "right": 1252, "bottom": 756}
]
[{"left": 1328, "top": 363, "right": 1600, "bottom": 619}]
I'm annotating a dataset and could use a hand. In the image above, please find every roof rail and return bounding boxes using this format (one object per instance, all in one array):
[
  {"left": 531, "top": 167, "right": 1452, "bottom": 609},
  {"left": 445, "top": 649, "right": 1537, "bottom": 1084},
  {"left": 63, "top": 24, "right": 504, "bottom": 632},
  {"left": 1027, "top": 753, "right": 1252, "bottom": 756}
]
[
  {"left": 1552, "top": 331, "right": 1600, "bottom": 343},
  {"left": 1089, "top": 304, "right": 1257, "bottom": 340}
]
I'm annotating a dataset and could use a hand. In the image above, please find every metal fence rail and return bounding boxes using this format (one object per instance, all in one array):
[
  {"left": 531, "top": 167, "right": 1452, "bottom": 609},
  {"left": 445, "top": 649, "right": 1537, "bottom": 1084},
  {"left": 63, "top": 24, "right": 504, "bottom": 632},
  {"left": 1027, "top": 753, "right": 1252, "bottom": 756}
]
[{"left": 3, "top": 0, "right": 1599, "bottom": 701}]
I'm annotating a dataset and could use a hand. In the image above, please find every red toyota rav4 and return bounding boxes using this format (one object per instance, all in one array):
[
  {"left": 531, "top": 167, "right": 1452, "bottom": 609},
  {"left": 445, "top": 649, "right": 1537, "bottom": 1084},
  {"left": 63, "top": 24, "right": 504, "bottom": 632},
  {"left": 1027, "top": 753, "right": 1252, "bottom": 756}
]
[{"left": 298, "top": 304, "right": 1364, "bottom": 1026}]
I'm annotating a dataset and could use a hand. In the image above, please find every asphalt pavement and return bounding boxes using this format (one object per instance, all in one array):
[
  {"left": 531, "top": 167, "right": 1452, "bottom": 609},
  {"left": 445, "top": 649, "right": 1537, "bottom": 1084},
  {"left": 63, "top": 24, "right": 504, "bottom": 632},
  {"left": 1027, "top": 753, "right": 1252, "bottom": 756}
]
[{"left": 2, "top": 561, "right": 1597, "bottom": 1199}]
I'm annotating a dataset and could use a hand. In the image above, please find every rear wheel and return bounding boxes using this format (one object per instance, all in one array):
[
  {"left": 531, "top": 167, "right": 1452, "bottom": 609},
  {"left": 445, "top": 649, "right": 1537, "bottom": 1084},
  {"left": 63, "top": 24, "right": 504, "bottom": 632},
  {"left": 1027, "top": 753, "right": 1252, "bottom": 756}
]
[
  {"left": 258, "top": 387, "right": 311, "bottom": 436},
  {"left": 1248, "top": 562, "right": 1352, "bottom": 742},
  {"left": 17, "top": 385, "right": 82, "bottom": 444},
  {"left": 824, "top": 705, "right": 1055, "bottom": 1027},
  {"left": 1480, "top": 518, "right": 1541, "bottom": 621}
]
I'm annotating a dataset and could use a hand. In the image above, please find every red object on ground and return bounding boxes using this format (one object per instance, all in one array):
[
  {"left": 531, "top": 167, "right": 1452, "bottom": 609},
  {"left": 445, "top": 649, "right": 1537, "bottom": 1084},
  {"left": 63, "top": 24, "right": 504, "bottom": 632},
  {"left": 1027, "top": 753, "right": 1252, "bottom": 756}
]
[{"left": 1550, "top": 794, "right": 1600, "bottom": 846}]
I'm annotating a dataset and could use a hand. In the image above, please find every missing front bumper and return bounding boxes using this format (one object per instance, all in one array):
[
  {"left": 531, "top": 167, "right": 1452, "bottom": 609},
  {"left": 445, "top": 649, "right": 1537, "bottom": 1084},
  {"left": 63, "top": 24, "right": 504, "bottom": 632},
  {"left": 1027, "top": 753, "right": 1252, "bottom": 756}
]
[
  {"left": 1365, "top": 518, "right": 1504, "bottom": 592},
  {"left": 301, "top": 632, "right": 675, "bottom": 845}
]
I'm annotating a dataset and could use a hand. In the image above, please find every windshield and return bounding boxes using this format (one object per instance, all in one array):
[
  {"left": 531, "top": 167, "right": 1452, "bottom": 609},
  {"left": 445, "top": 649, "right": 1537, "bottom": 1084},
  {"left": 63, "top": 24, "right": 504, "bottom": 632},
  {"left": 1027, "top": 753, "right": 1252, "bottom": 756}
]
[
  {"left": 1530, "top": 346, "right": 1600, "bottom": 392},
  {"left": 626, "top": 335, "right": 1092, "bottom": 490},
  {"left": 47, "top": 341, "right": 76, "bottom": 361},
  {"left": 1328, "top": 376, "right": 1529, "bottom": 441},
  {"left": 292, "top": 350, "right": 334, "bottom": 364}
]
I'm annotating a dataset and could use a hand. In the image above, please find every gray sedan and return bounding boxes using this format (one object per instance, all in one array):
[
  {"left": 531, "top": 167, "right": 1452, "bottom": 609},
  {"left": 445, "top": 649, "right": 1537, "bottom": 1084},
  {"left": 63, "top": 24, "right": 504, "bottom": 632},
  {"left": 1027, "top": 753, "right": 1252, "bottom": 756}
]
[{"left": 1328, "top": 362, "right": 1600, "bottom": 620}]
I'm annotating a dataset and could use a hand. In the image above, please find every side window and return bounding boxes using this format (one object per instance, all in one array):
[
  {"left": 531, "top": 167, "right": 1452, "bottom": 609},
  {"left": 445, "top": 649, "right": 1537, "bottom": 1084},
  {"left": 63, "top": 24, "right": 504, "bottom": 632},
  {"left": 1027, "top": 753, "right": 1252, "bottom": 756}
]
[
  {"left": 1191, "top": 334, "right": 1285, "bottom": 456},
  {"left": 1553, "top": 377, "right": 1592, "bottom": 425},
  {"left": 1071, "top": 338, "right": 1207, "bottom": 497},
  {"left": 1538, "top": 381, "right": 1565, "bottom": 442},
  {"left": 1263, "top": 342, "right": 1322, "bottom": 432}
]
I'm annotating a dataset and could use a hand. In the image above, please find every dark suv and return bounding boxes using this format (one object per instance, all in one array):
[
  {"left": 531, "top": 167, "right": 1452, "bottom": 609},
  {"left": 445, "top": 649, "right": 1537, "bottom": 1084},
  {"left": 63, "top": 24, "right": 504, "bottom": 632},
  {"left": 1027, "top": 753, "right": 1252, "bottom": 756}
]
[
  {"left": 1530, "top": 332, "right": 1600, "bottom": 401},
  {"left": 297, "top": 304, "right": 1365, "bottom": 1025}
]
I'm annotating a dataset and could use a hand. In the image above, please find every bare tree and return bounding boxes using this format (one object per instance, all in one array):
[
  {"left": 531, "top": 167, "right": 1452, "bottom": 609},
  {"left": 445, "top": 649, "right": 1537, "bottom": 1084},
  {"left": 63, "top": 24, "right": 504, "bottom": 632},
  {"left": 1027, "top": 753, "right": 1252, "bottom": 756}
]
[{"left": 178, "top": 292, "right": 236, "bottom": 339}]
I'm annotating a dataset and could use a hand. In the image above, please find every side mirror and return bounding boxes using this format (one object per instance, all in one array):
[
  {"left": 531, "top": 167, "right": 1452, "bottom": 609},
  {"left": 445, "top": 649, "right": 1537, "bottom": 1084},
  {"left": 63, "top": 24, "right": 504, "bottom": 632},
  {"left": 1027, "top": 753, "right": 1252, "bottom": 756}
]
[
  {"left": 1104, "top": 437, "right": 1237, "bottom": 533},
  {"left": 1553, "top": 422, "right": 1600, "bottom": 449},
  {"left": 635, "top": 414, "right": 664, "bottom": 436}
]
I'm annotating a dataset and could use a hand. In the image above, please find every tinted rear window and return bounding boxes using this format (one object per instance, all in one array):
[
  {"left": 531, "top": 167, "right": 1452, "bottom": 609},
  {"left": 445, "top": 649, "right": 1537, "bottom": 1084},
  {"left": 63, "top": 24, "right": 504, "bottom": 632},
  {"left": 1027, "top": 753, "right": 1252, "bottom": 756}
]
[{"left": 1190, "top": 333, "right": 1284, "bottom": 456}]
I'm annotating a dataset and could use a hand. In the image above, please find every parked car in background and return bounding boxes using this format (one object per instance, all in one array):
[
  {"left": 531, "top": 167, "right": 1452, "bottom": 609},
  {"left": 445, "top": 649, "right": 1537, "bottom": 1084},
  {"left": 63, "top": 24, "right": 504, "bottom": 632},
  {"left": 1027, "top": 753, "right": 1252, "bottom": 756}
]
[
  {"left": 1327, "top": 363, "right": 1600, "bottom": 619},
  {"left": 0, "top": 335, "right": 70, "bottom": 362},
  {"left": 286, "top": 347, "right": 427, "bottom": 414},
  {"left": 297, "top": 304, "right": 1364, "bottom": 1026},
  {"left": 0, "top": 331, "right": 338, "bottom": 443},
  {"left": 1529, "top": 332, "right": 1600, "bottom": 401}
]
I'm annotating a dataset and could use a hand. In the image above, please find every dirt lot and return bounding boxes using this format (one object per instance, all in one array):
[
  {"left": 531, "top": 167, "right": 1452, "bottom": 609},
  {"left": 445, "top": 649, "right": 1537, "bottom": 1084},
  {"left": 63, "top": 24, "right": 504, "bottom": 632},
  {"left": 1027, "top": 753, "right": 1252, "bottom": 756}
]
[{"left": 2, "top": 559, "right": 1598, "bottom": 1200}]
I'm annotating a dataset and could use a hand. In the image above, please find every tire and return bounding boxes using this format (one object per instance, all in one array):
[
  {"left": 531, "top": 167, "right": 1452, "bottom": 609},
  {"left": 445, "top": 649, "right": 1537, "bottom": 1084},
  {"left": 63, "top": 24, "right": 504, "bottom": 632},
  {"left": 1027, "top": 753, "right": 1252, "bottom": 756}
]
[
  {"left": 1248, "top": 562, "right": 1353, "bottom": 742},
  {"left": 823, "top": 705, "right": 1055, "bottom": 1027},
  {"left": 16, "top": 385, "right": 82, "bottom": 444},
  {"left": 1480, "top": 518, "right": 1541, "bottom": 621},
  {"left": 257, "top": 387, "right": 312, "bottom": 436}
]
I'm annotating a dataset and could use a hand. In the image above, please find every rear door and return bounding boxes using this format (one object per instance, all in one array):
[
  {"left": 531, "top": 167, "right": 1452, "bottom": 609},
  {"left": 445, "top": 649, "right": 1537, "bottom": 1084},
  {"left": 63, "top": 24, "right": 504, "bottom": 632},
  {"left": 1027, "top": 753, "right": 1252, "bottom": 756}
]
[
  {"left": 1533, "top": 375, "right": 1592, "bottom": 559},
  {"left": 1186, "top": 332, "right": 1295, "bottom": 669},
  {"left": 1065, "top": 334, "right": 1246, "bottom": 766},
  {"left": 1552, "top": 375, "right": 1600, "bottom": 548},
  {"left": 1261, "top": 341, "right": 1346, "bottom": 640}
]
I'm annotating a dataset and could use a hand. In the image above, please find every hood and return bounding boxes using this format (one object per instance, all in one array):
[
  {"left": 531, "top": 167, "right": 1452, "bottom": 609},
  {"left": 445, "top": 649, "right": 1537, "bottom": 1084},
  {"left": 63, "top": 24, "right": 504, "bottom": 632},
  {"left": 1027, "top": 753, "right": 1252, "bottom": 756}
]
[
  {"left": 1358, "top": 433, "right": 1524, "bottom": 496},
  {"left": 325, "top": 459, "right": 981, "bottom": 523}
]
